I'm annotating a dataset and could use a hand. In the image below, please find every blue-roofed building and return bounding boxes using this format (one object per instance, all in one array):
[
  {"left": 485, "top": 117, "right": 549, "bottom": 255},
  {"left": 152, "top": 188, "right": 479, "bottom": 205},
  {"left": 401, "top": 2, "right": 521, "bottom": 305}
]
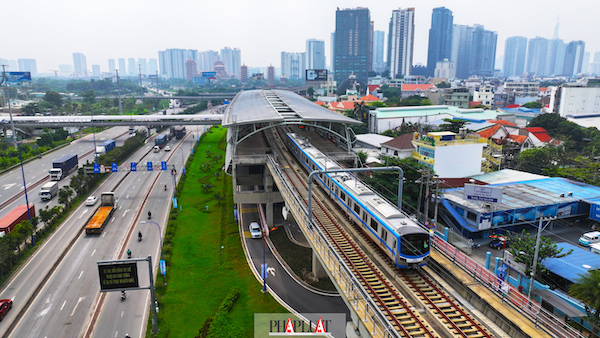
[{"left": 544, "top": 242, "right": 600, "bottom": 291}]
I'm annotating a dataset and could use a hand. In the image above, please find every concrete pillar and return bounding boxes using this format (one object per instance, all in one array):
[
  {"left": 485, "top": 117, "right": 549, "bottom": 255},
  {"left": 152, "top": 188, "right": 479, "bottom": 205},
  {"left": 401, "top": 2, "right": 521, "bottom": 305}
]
[
  {"left": 494, "top": 257, "right": 501, "bottom": 275},
  {"left": 485, "top": 251, "right": 491, "bottom": 269},
  {"left": 444, "top": 227, "right": 449, "bottom": 241},
  {"left": 78, "top": 128, "right": 83, "bottom": 139},
  {"left": 312, "top": 251, "right": 328, "bottom": 278},
  {"left": 266, "top": 202, "right": 274, "bottom": 227}
]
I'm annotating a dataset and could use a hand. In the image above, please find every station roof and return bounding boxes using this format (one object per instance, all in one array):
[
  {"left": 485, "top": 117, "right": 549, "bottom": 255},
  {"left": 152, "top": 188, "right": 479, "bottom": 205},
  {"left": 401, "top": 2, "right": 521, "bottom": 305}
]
[{"left": 222, "top": 89, "right": 361, "bottom": 127}]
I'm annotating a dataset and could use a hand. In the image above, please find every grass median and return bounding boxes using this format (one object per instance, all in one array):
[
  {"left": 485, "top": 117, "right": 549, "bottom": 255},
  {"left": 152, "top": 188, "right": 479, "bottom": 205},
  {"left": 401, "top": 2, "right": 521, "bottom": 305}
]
[{"left": 148, "top": 127, "right": 287, "bottom": 337}]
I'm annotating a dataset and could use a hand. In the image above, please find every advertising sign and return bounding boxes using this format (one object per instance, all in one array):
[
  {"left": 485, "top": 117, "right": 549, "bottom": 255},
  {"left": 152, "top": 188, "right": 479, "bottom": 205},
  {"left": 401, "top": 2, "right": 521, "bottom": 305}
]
[
  {"left": 305, "top": 69, "right": 327, "bottom": 81},
  {"left": 5, "top": 72, "right": 32, "bottom": 83},
  {"left": 464, "top": 184, "right": 502, "bottom": 204},
  {"left": 97, "top": 262, "right": 139, "bottom": 291},
  {"left": 201, "top": 71, "right": 216, "bottom": 78}
]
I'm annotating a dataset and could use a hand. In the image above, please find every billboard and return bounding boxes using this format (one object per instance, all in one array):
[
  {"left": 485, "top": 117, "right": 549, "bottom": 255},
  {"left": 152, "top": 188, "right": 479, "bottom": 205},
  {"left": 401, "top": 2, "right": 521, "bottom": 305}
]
[
  {"left": 201, "top": 71, "right": 216, "bottom": 78},
  {"left": 463, "top": 184, "right": 502, "bottom": 204},
  {"left": 5, "top": 72, "right": 31, "bottom": 84},
  {"left": 252, "top": 73, "right": 264, "bottom": 80},
  {"left": 97, "top": 262, "right": 139, "bottom": 290},
  {"left": 305, "top": 69, "right": 327, "bottom": 81}
]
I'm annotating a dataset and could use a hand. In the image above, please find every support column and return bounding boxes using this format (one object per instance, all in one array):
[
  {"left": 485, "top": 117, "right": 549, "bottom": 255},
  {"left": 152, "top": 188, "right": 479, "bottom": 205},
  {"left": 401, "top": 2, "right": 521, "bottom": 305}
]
[
  {"left": 312, "top": 251, "right": 328, "bottom": 278},
  {"left": 266, "top": 202, "right": 274, "bottom": 227},
  {"left": 78, "top": 128, "right": 83, "bottom": 139}
]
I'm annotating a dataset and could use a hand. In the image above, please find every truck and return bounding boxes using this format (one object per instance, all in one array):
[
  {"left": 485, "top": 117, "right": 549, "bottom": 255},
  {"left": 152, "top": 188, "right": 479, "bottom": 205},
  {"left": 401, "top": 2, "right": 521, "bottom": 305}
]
[
  {"left": 84, "top": 192, "right": 117, "bottom": 235},
  {"left": 0, "top": 205, "right": 36, "bottom": 235},
  {"left": 95, "top": 140, "right": 116, "bottom": 156},
  {"left": 168, "top": 127, "right": 176, "bottom": 140},
  {"left": 154, "top": 134, "right": 167, "bottom": 148},
  {"left": 39, "top": 181, "right": 59, "bottom": 201},
  {"left": 174, "top": 126, "right": 186, "bottom": 139},
  {"left": 50, "top": 154, "right": 78, "bottom": 181}
]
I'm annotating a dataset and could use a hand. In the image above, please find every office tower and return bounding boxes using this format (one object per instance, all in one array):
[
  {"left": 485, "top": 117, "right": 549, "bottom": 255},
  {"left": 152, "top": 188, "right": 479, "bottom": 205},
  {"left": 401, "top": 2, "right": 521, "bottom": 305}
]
[
  {"left": 127, "top": 58, "right": 136, "bottom": 76},
  {"left": 185, "top": 59, "right": 197, "bottom": 81},
  {"left": 240, "top": 65, "right": 248, "bottom": 81},
  {"left": 73, "top": 52, "right": 87, "bottom": 77},
  {"left": 108, "top": 59, "right": 116, "bottom": 73},
  {"left": 137, "top": 58, "right": 147, "bottom": 75},
  {"left": 199, "top": 51, "right": 219, "bottom": 72},
  {"left": 330, "top": 32, "right": 335, "bottom": 71},
  {"left": 372, "top": 31, "right": 386, "bottom": 73},
  {"left": 148, "top": 59, "right": 158, "bottom": 75},
  {"left": 306, "top": 39, "right": 326, "bottom": 70},
  {"left": 17, "top": 59, "right": 38, "bottom": 77},
  {"left": 334, "top": 7, "right": 372, "bottom": 88},
  {"left": 426, "top": 7, "right": 453, "bottom": 77},
  {"left": 267, "top": 65, "right": 275, "bottom": 83},
  {"left": 452, "top": 24, "right": 496, "bottom": 79},
  {"left": 158, "top": 49, "right": 198, "bottom": 79},
  {"left": 564, "top": 41, "right": 585, "bottom": 76},
  {"left": 118, "top": 58, "right": 127, "bottom": 75},
  {"left": 281, "top": 52, "right": 306, "bottom": 80},
  {"left": 92, "top": 65, "right": 101, "bottom": 77},
  {"left": 387, "top": 8, "right": 415, "bottom": 79},
  {"left": 503, "top": 36, "right": 527, "bottom": 77},
  {"left": 582, "top": 51, "right": 590, "bottom": 74},
  {"left": 220, "top": 47, "right": 241, "bottom": 78}
]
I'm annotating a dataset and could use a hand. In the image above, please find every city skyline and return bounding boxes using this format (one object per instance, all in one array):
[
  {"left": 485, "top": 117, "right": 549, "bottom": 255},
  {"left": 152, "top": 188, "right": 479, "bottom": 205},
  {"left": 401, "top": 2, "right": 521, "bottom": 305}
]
[{"left": 3, "top": 0, "right": 599, "bottom": 74}]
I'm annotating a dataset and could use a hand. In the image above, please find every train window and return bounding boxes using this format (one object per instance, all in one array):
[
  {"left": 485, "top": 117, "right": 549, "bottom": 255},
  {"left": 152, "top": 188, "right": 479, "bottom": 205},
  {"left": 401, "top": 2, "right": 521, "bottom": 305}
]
[
  {"left": 354, "top": 203, "right": 360, "bottom": 214},
  {"left": 362, "top": 212, "right": 368, "bottom": 223},
  {"left": 340, "top": 191, "right": 346, "bottom": 202},
  {"left": 400, "top": 234, "right": 430, "bottom": 256},
  {"left": 392, "top": 239, "right": 397, "bottom": 252},
  {"left": 381, "top": 229, "right": 388, "bottom": 242},
  {"left": 370, "top": 219, "right": 378, "bottom": 232}
]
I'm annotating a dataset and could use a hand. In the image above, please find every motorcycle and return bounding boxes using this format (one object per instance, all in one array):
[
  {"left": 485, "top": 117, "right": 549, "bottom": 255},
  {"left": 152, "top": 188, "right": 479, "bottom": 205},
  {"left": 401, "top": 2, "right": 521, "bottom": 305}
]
[
  {"left": 164, "top": 184, "right": 167, "bottom": 191},
  {"left": 127, "top": 249, "right": 132, "bottom": 259},
  {"left": 148, "top": 211, "right": 152, "bottom": 220},
  {"left": 121, "top": 291, "right": 127, "bottom": 301},
  {"left": 138, "top": 231, "right": 142, "bottom": 242}
]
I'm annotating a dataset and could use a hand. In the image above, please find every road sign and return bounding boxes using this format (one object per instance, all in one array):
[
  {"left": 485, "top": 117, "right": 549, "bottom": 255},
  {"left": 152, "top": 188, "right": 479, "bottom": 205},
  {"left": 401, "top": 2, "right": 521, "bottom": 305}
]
[
  {"left": 261, "top": 263, "right": 268, "bottom": 279},
  {"left": 161, "top": 161, "right": 167, "bottom": 171},
  {"left": 172, "top": 198, "right": 177, "bottom": 208},
  {"left": 93, "top": 163, "right": 100, "bottom": 173},
  {"left": 112, "top": 163, "right": 118, "bottom": 172},
  {"left": 97, "top": 262, "right": 139, "bottom": 291},
  {"left": 147, "top": 161, "right": 153, "bottom": 171},
  {"left": 131, "top": 162, "right": 137, "bottom": 172},
  {"left": 160, "top": 260, "right": 166, "bottom": 275},
  {"left": 100, "top": 164, "right": 105, "bottom": 173}
]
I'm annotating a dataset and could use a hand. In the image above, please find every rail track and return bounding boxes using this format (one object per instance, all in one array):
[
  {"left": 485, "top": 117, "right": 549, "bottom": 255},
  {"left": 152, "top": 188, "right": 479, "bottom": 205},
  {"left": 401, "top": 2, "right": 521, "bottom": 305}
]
[{"left": 270, "top": 127, "right": 494, "bottom": 338}]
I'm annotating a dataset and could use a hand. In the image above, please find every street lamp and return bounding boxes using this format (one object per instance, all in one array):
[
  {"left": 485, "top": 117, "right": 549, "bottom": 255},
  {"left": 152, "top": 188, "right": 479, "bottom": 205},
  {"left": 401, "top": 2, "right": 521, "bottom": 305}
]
[
  {"left": 528, "top": 215, "right": 556, "bottom": 302},
  {"left": 140, "top": 220, "right": 163, "bottom": 260}
]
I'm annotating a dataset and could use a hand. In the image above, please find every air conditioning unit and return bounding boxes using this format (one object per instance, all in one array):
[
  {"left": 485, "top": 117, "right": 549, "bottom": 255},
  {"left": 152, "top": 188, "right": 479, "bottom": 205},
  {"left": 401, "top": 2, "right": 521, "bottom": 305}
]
[{"left": 560, "top": 193, "right": 565, "bottom": 197}]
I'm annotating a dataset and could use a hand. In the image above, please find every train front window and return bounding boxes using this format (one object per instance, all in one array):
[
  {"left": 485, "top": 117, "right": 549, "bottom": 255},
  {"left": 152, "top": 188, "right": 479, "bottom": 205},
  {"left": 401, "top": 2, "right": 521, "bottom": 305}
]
[{"left": 400, "top": 234, "right": 429, "bottom": 256}]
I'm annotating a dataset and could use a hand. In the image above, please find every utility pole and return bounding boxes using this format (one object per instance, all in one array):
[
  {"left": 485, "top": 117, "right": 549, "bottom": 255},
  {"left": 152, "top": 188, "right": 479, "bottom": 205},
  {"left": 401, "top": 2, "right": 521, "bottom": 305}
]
[
  {"left": 139, "top": 64, "right": 144, "bottom": 107},
  {"left": 116, "top": 69, "right": 123, "bottom": 115}
]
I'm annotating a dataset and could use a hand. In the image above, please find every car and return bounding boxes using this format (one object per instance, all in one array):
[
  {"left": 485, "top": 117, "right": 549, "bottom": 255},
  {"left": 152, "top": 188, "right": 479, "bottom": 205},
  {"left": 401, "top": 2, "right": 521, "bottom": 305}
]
[
  {"left": 153, "top": 146, "right": 160, "bottom": 153},
  {"left": 489, "top": 237, "right": 509, "bottom": 250},
  {"left": 164, "top": 146, "right": 171, "bottom": 151},
  {"left": 0, "top": 299, "right": 12, "bottom": 320},
  {"left": 85, "top": 196, "right": 98, "bottom": 206},
  {"left": 249, "top": 221, "right": 262, "bottom": 239}
]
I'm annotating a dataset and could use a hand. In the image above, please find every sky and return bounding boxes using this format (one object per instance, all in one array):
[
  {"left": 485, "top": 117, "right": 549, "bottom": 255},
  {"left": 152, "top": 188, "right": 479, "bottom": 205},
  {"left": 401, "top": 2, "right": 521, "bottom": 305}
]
[{"left": 3, "top": 0, "right": 599, "bottom": 74}]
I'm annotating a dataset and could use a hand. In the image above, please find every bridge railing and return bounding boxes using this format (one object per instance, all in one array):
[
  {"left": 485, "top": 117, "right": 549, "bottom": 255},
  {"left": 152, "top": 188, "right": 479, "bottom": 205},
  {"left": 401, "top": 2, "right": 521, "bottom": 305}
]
[{"left": 266, "top": 155, "right": 400, "bottom": 338}]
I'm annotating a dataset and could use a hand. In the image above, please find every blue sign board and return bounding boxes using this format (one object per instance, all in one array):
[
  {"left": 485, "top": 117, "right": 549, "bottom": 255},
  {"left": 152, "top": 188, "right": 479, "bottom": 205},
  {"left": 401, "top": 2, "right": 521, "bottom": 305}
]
[
  {"left": 130, "top": 162, "right": 137, "bottom": 172},
  {"left": 111, "top": 163, "right": 118, "bottom": 172},
  {"left": 261, "top": 263, "right": 268, "bottom": 279},
  {"left": 6, "top": 72, "right": 31, "bottom": 83},
  {"left": 172, "top": 197, "right": 178, "bottom": 208},
  {"left": 160, "top": 260, "right": 166, "bottom": 275},
  {"left": 201, "top": 71, "right": 216, "bottom": 78},
  {"left": 161, "top": 161, "right": 167, "bottom": 171},
  {"left": 147, "top": 161, "right": 153, "bottom": 171},
  {"left": 93, "top": 163, "right": 100, "bottom": 173}
]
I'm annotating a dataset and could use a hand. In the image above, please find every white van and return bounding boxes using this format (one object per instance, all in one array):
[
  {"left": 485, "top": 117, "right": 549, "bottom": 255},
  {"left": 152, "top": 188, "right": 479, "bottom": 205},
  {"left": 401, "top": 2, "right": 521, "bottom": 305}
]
[{"left": 578, "top": 231, "right": 600, "bottom": 247}]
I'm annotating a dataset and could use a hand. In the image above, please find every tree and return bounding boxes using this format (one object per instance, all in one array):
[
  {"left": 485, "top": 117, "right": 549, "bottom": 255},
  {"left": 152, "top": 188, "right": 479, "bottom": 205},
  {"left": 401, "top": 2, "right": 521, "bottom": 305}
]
[
  {"left": 436, "top": 81, "right": 451, "bottom": 88},
  {"left": 43, "top": 91, "right": 63, "bottom": 108},
  {"left": 83, "top": 89, "right": 96, "bottom": 104},
  {"left": 438, "top": 118, "right": 468, "bottom": 133},
  {"left": 306, "top": 87, "right": 315, "bottom": 97},
  {"left": 506, "top": 229, "right": 572, "bottom": 278},
  {"left": 569, "top": 269, "right": 600, "bottom": 328},
  {"left": 58, "top": 186, "right": 74, "bottom": 207},
  {"left": 357, "top": 150, "right": 368, "bottom": 167},
  {"left": 353, "top": 101, "right": 369, "bottom": 123},
  {"left": 522, "top": 101, "right": 542, "bottom": 108}
]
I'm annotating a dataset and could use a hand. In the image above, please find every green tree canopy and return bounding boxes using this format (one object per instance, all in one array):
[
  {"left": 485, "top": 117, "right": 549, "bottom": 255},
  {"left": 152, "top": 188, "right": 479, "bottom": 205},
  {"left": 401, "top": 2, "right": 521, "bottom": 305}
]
[
  {"left": 522, "top": 101, "right": 543, "bottom": 108},
  {"left": 569, "top": 269, "right": 600, "bottom": 327},
  {"left": 43, "top": 91, "right": 63, "bottom": 107},
  {"left": 506, "top": 229, "right": 572, "bottom": 278},
  {"left": 438, "top": 118, "right": 468, "bottom": 133},
  {"left": 82, "top": 89, "right": 96, "bottom": 104}
]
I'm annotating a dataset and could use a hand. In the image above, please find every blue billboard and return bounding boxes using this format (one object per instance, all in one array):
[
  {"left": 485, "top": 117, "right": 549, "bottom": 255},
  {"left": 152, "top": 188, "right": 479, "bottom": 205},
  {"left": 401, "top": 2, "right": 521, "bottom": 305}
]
[
  {"left": 5, "top": 72, "right": 31, "bottom": 84},
  {"left": 201, "top": 71, "right": 216, "bottom": 78}
]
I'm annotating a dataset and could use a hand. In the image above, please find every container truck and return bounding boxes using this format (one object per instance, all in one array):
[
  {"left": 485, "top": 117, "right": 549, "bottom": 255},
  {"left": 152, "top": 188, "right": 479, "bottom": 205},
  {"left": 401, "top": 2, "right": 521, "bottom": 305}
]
[
  {"left": 154, "top": 134, "right": 167, "bottom": 148},
  {"left": 50, "top": 154, "right": 78, "bottom": 181},
  {"left": 0, "top": 205, "right": 35, "bottom": 235},
  {"left": 84, "top": 192, "right": 118, "bottom": 235},
  {"left": 175, "top": 126, "right": 186, "bottom": 139},
  {"left": 39, "top": 182, "right": 59, "bottom": 201},
  {"left": 95, "top": 140, "right": 116, "bottom": 156}
]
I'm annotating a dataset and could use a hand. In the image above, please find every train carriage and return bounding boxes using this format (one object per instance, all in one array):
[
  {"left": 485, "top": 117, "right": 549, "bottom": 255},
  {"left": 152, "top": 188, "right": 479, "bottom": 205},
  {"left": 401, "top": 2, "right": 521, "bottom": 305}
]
[{"left": 287, "top": 132, "right": 430, "bottom": 268}]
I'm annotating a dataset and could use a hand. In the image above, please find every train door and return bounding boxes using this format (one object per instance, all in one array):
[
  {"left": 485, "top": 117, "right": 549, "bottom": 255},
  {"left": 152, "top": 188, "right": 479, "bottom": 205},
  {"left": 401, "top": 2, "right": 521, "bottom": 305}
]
[{"left": 380, "top": 228, "right": 388, "bottom": 251}]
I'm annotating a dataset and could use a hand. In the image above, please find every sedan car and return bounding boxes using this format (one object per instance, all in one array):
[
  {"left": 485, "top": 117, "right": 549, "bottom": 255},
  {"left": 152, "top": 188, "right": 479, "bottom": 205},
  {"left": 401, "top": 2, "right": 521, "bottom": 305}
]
[
  {"left": 164, "top": 146, "right": 171, "bottom": 151},
  {"left": 85, "top": 196, "right": 98, "bottom": 206},
  {"left": 489, "top": 237, "right": 509, "bottom": 250},
  {"left": 249, "top": 221, "right": 262, "bottom": 239},
  {"left": 0, "top": 299, "right": 13, "bottom": 320}
]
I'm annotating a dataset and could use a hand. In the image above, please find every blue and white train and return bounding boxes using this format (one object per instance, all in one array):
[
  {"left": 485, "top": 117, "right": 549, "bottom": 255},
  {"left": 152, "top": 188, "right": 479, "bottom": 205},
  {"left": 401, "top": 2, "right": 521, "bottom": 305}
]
[{"left": 287, "top": 133, "right": 430, "bottom": 268}]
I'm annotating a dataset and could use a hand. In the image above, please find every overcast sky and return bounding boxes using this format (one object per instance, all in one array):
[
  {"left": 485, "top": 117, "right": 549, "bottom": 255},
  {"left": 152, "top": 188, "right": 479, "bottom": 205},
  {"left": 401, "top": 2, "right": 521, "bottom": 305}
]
[{"left": 4, "top": 0, "right": 598, "bottom": 74}]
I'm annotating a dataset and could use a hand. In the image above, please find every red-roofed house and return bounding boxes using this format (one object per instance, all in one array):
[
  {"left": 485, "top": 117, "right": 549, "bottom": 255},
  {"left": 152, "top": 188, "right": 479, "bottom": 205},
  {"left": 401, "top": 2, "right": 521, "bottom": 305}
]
[
  {"left": 330, "top": 101, "right": 356, "bottom": 112},
  {"left": 367, "top": 84, "right": 381, "bottom": 94},
  {"left": 401, "top": 84, "right": 435, "bottom": 98},
  {"left": 477, "top": 125, "right": 509, "bottom": 141},
  {"left": 523, "top": 127, "right": 552, "bottom": 143},
  {"left": 359, "top": 94, "right": 382, "bottom": 103},
  {"left": 487, "top": 120, "right": 517, "bottom": 127}
]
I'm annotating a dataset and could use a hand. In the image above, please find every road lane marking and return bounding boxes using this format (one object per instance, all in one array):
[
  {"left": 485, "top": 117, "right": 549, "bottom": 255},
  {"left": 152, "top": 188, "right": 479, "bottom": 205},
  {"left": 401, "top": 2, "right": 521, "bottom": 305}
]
[
  {"left": 111, "top": 217, "right": 116, "bottom": 222},
  {"left": 122, "top": 209, "right": 130, "bottom": 217},
  {"left": 78, "top": 270, "right": 84, "bottom": 279},
  {"left": 38, "top": 305, "right": 51, "bottom": 317},
  {"left": 70, "top": 297, "right": 84, "bottom": 316},
  {"left": 121, "top": 311, "right": 124, "bottom": 317},
  {"left": 114, "top": 331, "right": 118, "bottom": 337},
  {"left": 60, "top": 301, "right": 66, "bottom": 311},
  {"left": 91, "top": 249, "right": 96, "bottom": 256},
  {"left": 132, "top": 186, "right": 135, "bottom": 190},
  {"left": 31, "top": 176, "right": 36, "bottom": 180},
  {"left": 3, "top": 183, "right": 16, "bottom": 190},
  {"left": 78, "top": 209, "right": 89, "bottom": 219},
  {"left": 126, "top": 195, "right": 129, "bottom": 199},
  {"left": 102, "top": 232, "right": 106, "bottom": 237}
]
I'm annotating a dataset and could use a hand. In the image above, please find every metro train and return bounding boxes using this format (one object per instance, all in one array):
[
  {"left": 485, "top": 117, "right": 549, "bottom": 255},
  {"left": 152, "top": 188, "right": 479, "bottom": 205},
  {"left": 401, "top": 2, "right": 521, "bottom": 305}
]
[{"left": 286, "top": 132, "right": 430, "bottom": 268}]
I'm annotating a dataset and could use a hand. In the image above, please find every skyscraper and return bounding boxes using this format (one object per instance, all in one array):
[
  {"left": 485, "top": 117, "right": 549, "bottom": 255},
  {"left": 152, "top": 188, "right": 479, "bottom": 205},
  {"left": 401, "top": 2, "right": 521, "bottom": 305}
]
[
  {"left": 108, "top": 59, "right": 116, "bottom": 74},
  {"left": 17, "top": 59, "right": 37, "bottom": 77},
  {"left": 73, "top": 52, "right": 87, "bottom": 77},
  {"left": 220, "top": 47, "right": 241, "bottom": 78},
  {"left": 92, "top": 65, "right": 101, "bottom": 77},
  {"left": 503, "top": 36, "right": 527, "bottom": 77},
  {"left": 118, "top": 58, "right": 127, "bottom": 75},
  {"left": 548, "top": 39, "right": 566, "bottom": 76},
  {"left": 148, "top": 59, "right": 158, "bottom": 76},
  {"left": 334, "top": 7, "right": 372, "bottom": 88},
  {"left": 306, "top": 39, "right": 326, "bottom": 70},
  {"left": 526, "top": 37, "right": 549, "bottom": 76},
  {"left": 452, "top": 24, "right": 496, "bottom": 79},
  {"left": 138, "top": 58, "right": 147, "bottom": 75},
  {"left": 372, "top": 31, "right": 386, "bottom": 73},
  {"left": 158, "top": 49, "right": 198, "bottom": 79},
  {"left": 128, "top": 58, "right": 136, "bottom": 76},
  {"left": 199, "top": 51, "right": 219, "bottom": 72},
  {"left": 267, "top": 65, "right": 275, "bottom": 83},
  {"left": 281, "top": 52, "right": 306, "bottom": 80},
  {"left": 185, "top": 59, "right": 197, "bottom": 81},
  {"left": 563, "top": 40, "right": 585, "bottom": 76},
  {"left": 387, "top": 8, "right": 415, "bottom": 79},
  {"left": 426, "top": 7, "right": 453, "bottom": 77}
]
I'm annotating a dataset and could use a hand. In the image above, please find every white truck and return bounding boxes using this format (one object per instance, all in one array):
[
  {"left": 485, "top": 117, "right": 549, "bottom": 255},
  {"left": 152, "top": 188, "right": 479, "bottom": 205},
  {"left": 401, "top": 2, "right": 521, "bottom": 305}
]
[{"left": 39, "top": 181, "right": 59, "bottom": 201}]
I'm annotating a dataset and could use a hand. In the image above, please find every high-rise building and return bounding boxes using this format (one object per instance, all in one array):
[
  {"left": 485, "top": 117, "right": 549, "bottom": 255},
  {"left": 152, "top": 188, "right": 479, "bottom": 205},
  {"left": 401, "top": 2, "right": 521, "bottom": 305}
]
[
  {"left": 334, "top": 7, "right": 372, "bottom": 88},
  {"left": 452, "top": 24, "right": 496, "bottom": 79},
  {"left": 118, "top": 58, "right": 127, "bottom": 75},
  {"left": 564, "top": 40, "right": 586, "bottom": 76},
  {"left": 548, "top": 39, "right": 567, "bottom": 76},
  {"left": 372, "top": 31, "right": 386, "bottom": 74},
  {"left": 137, "top": 58, "right": 147, "bottom": 75},
  {"left": 127, "top": 58, "right": 136, "bottom": 76},
  {"left": 199, "top": 51, "right": 219, "bottom": 72},
  {"left": 240, "top": 65, "right": 248, "bottom": 81},
  {"left": 185, "top": 59, "right": 197, "bottom": 81},
  {"left": 158, "top": 49, "right": 199, "bottom": 79},
  {"left": 267, "top": 65, "right": 275, "bottom": 83},
  {"left": 426, "top": 7, "right": 453, "bottom": 77},
  {"left": 526, "top": 37, "right": 549, "bottom": 76},
  {"left": 503, "top": 36, "right": 527, "bottom": 77},
  {"left": 387, "top": 8, "right": 415, "bottom": 79},
  {"left": 108, "top": 59, "right": 116, "bottom": 74},
  {"left": 92, "top": 65, "right": 101, "bottom": 77},
  {"left": 148, "top": 59, "right": 158, "bottom": 75},
  {"left": 220, "top": 47, "right": 241, "bottom": 78},
  {"left": 306, "top": 39, "right": 326, "bottom": 70},
  {"left": 73, "top": 52, "right": 87, "bottom": 77},
  {"left": 17, "top": 59, "right": 38, "bottom": 77},
  {"left": 330, "top": 32, "right": 335, "bottom": 71},
  {"left": 281, "top": 52, "right": 306, "bottom": 80}
]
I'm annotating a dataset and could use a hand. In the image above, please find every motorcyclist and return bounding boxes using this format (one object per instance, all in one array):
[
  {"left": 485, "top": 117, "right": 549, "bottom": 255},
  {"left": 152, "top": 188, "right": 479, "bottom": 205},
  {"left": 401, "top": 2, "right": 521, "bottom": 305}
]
[
  {"left": 121, "top": 291, "right": 126, "bottom": 299},
  {"left": 138, "top": 231, "right": 142, "bottom": 240},
  {"left": 127, "top": 249, "right": 131, "bottom": 258},
  {"left": 164, "top": 184, "right": 167, "bottom": 191},
  {"left": 148, "top": 211, "right": 152, "bottom": 219}
]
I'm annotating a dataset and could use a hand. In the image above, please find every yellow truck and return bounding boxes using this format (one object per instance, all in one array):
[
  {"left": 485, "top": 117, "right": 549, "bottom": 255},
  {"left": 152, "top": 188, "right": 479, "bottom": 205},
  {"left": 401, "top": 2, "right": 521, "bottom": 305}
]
[{"left": 84, "top": 192, "right": 117, "bottom": 235}]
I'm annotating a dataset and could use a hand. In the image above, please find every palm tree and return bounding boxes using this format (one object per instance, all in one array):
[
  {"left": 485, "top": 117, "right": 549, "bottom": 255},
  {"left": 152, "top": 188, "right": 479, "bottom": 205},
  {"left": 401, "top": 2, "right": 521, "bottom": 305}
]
[{"left": 570, "top": 269, "right": 600, "bottom": 328}]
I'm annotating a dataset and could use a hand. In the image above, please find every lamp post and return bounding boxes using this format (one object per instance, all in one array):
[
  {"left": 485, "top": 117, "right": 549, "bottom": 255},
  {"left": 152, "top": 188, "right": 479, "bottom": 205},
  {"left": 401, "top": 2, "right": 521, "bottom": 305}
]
[
  {"left": 140, "top": 220, "right": 165, "bottom": 285},
  {"left": 528, "top": 216, "right": 555, "bottom": 302}
]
